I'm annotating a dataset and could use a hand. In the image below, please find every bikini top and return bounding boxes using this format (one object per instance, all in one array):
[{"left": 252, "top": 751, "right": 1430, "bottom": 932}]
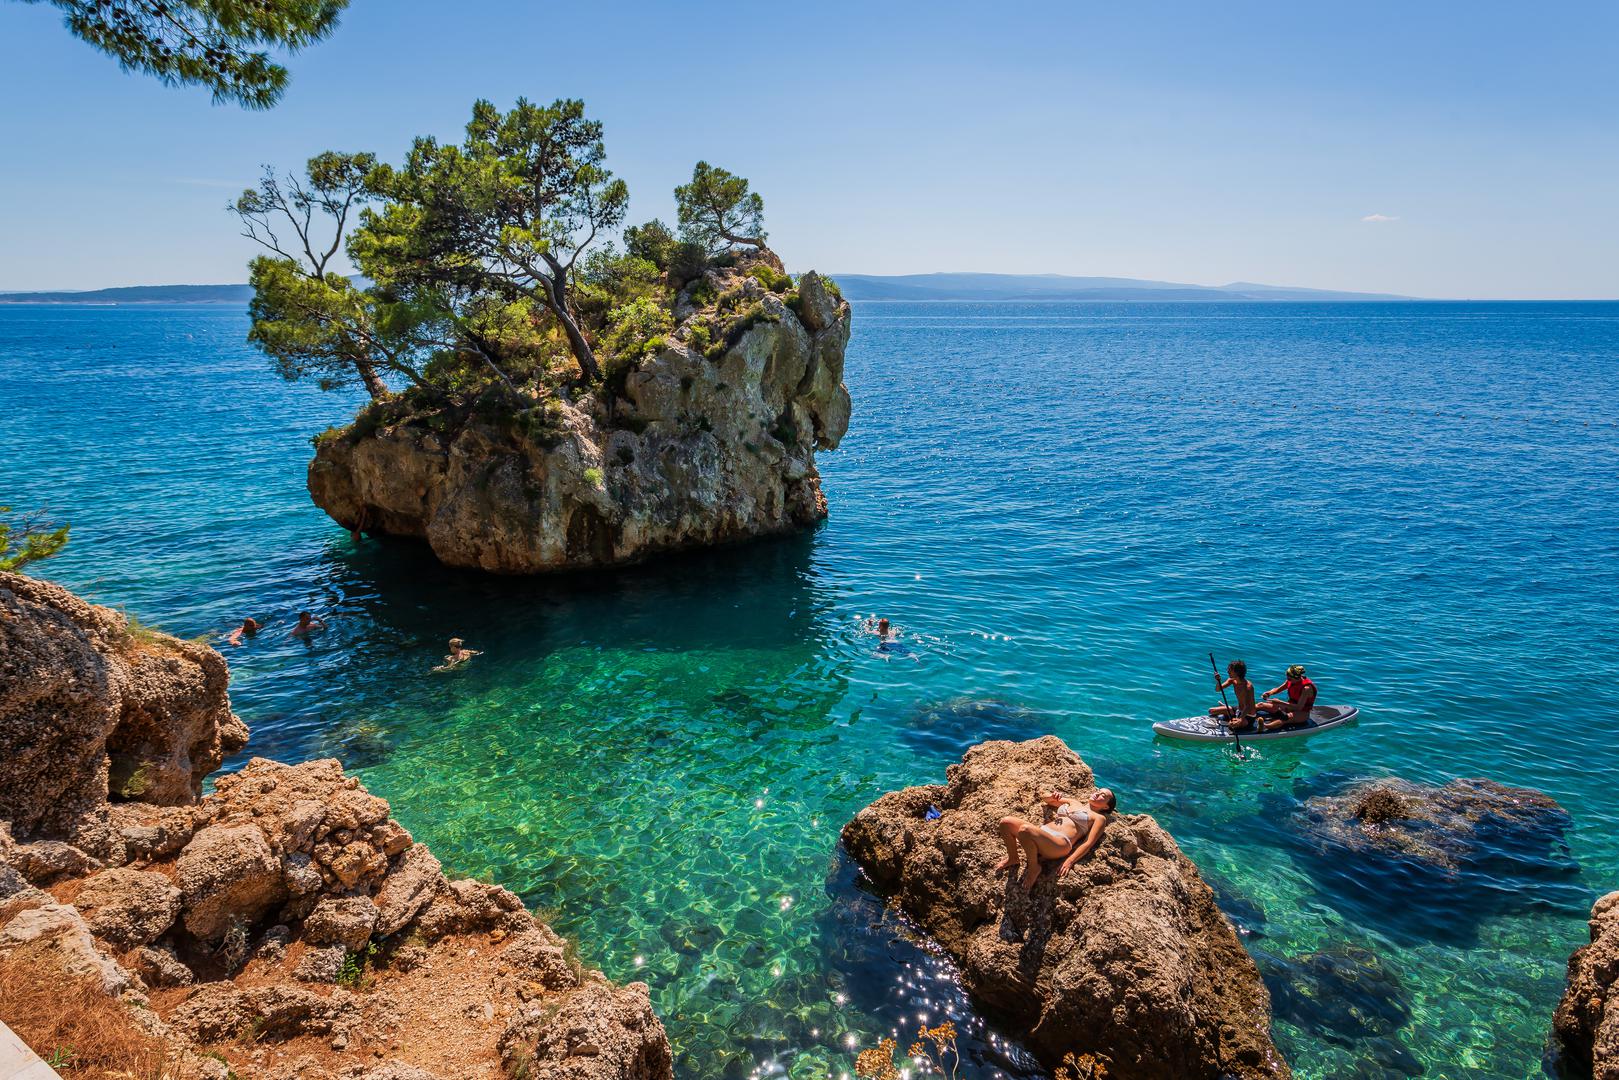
[{"left": 1056, "top": 802, "right": 1091, "bottom": 830}]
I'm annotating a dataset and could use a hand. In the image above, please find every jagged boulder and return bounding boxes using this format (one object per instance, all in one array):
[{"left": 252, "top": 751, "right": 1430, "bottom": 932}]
[
  {"left": 72, "top": 867, "right": 181, "bottom": 946},
  {"left": 498, "top": 980, "right": 673, "bottom": 1080},
  {"left": 176, "top": 823, "right": 286, "bottom": 941},
  {"left": 1555, "top": 891, "right": 1619, "bottom": 1079},
  {"left": 841, "top": 736, "right": 1290, "bottom": 1080},
  {"left": 0, "top": 572, "right": 247, "bottom": 854},
  {"left": 306, "top": 262, "right": 852, "bottom": 573}
]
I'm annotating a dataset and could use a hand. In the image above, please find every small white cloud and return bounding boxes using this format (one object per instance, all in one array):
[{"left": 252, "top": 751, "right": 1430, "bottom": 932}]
[{"left": 1361, "top": 213, "right": 1399, "bottom": 223}]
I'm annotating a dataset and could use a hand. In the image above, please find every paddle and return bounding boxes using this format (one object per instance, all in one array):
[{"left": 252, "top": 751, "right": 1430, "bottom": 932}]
[{"left": 1210, "top": 652, "right": 1243, "bottom": 755}]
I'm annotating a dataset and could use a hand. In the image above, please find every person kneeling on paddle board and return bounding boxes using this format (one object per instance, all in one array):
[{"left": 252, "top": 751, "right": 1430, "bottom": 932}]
[
  {"left": 1258, "top": 665, "right": 1316, "bottom": 731},
  {"left": 1210, "top": 659, "right": 1258, "bottom": 732}
]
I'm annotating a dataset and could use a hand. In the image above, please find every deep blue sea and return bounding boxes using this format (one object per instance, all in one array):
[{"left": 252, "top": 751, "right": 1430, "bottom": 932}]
[{"left": 3, "top": 300, "right": 1617, "bottom": 1079}]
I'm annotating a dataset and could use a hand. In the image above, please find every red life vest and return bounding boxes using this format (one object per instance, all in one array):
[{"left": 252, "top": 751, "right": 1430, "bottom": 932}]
[{"left": 1286, "top": 677, "right": 1315, "bottom": 703}]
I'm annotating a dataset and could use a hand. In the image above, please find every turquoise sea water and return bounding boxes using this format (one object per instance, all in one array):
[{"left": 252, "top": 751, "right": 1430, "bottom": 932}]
[{"left": 4, "top": 301, "right": 1618, "bottom": 1079}]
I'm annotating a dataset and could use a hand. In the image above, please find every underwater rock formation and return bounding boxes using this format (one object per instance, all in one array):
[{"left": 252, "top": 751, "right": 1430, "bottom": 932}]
[
  {"left": 1254, "top": 943, "right": 1420, "bottom": 1077},
  {"left": 0, "top": 576, "right": 673, "bottom": 1080},
  {"left": 900, "top": 696, "right": 1046, "bottom": 757},
  {"left": 307, "top": 265, "right": 852, "bottom": 574},
  {"left": 1295, "top": 776, "right": 1570, "bottom": 871},
  {"left": 1283, "top": 774, "right": 1581, "bottom": 945},
  {"left": 840, "top": 735, "right": 1290, "bottom": 1079},
  {"left": 1554, "top": 890, "right": 1619, "bottom": 1080}
]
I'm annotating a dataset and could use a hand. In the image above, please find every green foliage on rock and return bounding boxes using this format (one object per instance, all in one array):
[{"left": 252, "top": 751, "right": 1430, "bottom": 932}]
[
  {"left": 25, "top": 0, "right": 347, "bottom": 108},
  {"left": 601, "top": 297, "right": 673, "bottom": 397},
  {"left": 747, "top": 264, "right": 793, "bottom": 293},
  {"left": 238, "top": 111, "right": 795, "bottom": 442},
  {"left": 0, "top": 507, "right": 70, "bottom": 572}
]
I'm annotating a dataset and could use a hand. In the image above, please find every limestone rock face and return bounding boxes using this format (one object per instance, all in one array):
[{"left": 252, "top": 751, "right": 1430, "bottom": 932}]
[
  {"left": 1555, "top": 891, "right": 1619, "bottom": 1079},
  {"left": 840, "top": 736, "right": 1290, "bottom": 1080},
  {"left": 177, "top": 823, "right": 286, "bottom": 941},
  {"left": 307, "top": 266, "right": 853, "bottom": 574},
  {"left": 73, "top": 867, "right": 182, "bottom": 946},
  {"left": 0, "top": 571, "right": 247, "bottom": 853},
  {"left": 0, "top": 576, "right": 675, "bottom": 1080}
]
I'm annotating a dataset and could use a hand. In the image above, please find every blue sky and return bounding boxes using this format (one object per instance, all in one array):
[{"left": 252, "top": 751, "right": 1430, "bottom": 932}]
[{"left": 2, "top": 0, "right": 1616, "bottom": 297}]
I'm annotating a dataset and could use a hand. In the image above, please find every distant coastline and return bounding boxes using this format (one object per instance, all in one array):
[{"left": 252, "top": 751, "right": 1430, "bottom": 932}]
[
  {"left": 0, "top": 284, "right": 253, "bottom": 305},
  {"left": 5, "top": 275, "right": 1613, "bottom": 306}
]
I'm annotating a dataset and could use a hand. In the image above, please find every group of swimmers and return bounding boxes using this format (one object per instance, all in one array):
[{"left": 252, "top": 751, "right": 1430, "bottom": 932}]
[
  {"left": 226, "top": 614, "right": 479, "bottom": 672},
  {"left": 225, "top": 611, "right": 327, "bottom": 644},
  {"left": 1210, "top": 660, "right": 1317, "bottom": 732}
]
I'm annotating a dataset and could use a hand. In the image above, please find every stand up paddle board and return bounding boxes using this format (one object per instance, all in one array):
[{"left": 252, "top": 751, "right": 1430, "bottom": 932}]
[{"left": 1152, "top": 704, "right": 1359, "bottom": 743}]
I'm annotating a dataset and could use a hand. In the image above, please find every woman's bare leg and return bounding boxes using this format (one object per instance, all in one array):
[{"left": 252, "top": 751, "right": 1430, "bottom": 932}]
[
  {"left": 1020, "top": 828, "right": 1076, "bottom": 892},
  {"left": 995, "top": 816, "right": 1024, "bottom": 874},
  {"left": 1018, "top": 832, "right": 1045, "bottom": 891}
]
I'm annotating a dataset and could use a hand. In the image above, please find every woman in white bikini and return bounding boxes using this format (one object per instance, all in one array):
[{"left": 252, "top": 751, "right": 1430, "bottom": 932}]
[{"left": 995, "top": 787, "right": 1116, "bottom": 892}]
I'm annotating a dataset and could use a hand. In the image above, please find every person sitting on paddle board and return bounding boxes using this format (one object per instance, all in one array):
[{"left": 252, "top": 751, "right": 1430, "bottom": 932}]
[
  {"left": 1257, "top": 664, "right": 1316, "bottom": 731},
  {"left": 994, "top": 787, "right": 1115, "bottom": 893},
  {"left": 1209, "top": 659, "right": 1258, "bottom": 732}
]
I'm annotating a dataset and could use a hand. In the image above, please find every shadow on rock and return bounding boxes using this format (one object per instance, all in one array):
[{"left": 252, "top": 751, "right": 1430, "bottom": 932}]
[
  {"left": 1256, "top": 943, "right": 1421, "bottom": 1076},
  {"left": 1278, "top": 773, "right": 1584, "bottom": 945},
  {"left": 900, "top": 697, "right": 1047, "bottom": 758}
]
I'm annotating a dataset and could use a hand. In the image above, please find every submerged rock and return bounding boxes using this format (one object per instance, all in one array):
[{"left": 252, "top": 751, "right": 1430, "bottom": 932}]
[
  {"left": 308, "top": 263, "right": 852, "bottom": 574},
  {"left": 901, "top": 696, "right": 1047, "bottom": 757},
  {"left": 840, "top": 735, "right": 1290, "bottom": 1079},
  {"left": 1255, "top": 943, "right": 1419, "bottom": 1075},
  {"left": 1296, "top": 777, "right": 1571, "bottom": 872},
  {"left": 1284, "top": 774, "right": 1581, "bottom": 944},
  {"left": 1554, "top": 890, "right": 1619, "bottom": 1079}
]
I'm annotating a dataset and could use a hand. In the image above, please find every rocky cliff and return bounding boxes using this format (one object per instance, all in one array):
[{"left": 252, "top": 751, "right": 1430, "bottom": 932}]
[
  {"left": 0, "top": 573, "right": 673, "bottom": 1080},
  {"left": 1555, "top": 890, "right": 1619, "bottom": 1079},
  {"left": 0, "top": 571, "right": 248, "bottom": 856},
  {"left": 840, "top": 736, "right": 1290, "bottom": 1080},
  {"left": 307, "top": 266, "right": 852, "bottom": 573}
]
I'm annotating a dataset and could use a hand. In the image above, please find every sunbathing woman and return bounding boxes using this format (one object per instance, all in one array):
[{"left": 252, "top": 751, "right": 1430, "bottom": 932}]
[{"left": 995, "top": 787, "right": 1115, "bottom": 892}]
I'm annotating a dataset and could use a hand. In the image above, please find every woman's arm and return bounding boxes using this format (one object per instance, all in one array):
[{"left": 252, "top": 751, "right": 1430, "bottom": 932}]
[
  {"left": 1260, "top": 682, "right": 1287, "bottom": 699},
  {"left": 1059, "top": 817, "right": 1108, "bottom": 875}
]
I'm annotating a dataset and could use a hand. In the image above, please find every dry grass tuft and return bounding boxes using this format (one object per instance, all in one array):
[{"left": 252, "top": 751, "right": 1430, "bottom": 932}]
[{"left": 0, "top": 953, "right": 173, "bottom": 1079}]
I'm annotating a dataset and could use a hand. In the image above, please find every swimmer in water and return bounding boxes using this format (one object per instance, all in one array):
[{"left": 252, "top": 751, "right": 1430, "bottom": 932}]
[
  {"left": 291, "top": 611, "right": 327, "bottom": 638},
  {"left": 226, "top": 617, "right": 262, "bottom": 646},
  {"left": 433, "top": 637, "right": 482, "bottom": 672}
]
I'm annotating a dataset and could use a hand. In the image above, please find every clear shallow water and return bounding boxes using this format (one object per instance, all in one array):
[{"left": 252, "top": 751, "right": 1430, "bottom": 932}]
[{"left": 4, "top": 300, "right": 1618, "bottom": 1079}]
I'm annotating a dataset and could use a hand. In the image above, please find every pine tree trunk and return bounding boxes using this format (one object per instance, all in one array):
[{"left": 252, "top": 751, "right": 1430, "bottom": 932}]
[{"left": 355, "top": 357, "right": 389, "bottom": 401}]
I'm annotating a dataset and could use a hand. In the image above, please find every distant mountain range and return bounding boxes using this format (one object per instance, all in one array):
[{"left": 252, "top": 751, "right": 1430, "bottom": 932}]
[
  {"left": 0, "top": 274, "right": 1415, "bottom": 305},
  {"left": 828, "top": 273, "right": 1416, "bottom": 302},
  {"left": 0, "top": 284, "right": 253, "bottom": 304}
]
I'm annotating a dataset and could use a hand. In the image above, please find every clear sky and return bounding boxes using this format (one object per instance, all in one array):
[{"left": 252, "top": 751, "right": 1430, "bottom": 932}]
[{"left": 2, "top": 0, "right": 1616, "bottom": 297}]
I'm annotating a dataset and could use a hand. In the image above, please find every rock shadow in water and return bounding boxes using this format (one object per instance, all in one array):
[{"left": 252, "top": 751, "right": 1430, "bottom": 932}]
[
  {"left": 1202, "top": 870, "right": 1269, "bottom": 941},
  {"left": 900, "top": 696, "right": 1047, "bottom": 758},
  {"left": 818, "top": 853, "right": 1046, "bottom": 1080},
  {"left": 1256, "top": 942, "right": 1422, "bottom": 1077},
  {"left": 313, "top": 715, "right": 395, "bottom": 770},
  {"left": 1274, "top": 772, "right": 1584, "bottom": 946}
]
